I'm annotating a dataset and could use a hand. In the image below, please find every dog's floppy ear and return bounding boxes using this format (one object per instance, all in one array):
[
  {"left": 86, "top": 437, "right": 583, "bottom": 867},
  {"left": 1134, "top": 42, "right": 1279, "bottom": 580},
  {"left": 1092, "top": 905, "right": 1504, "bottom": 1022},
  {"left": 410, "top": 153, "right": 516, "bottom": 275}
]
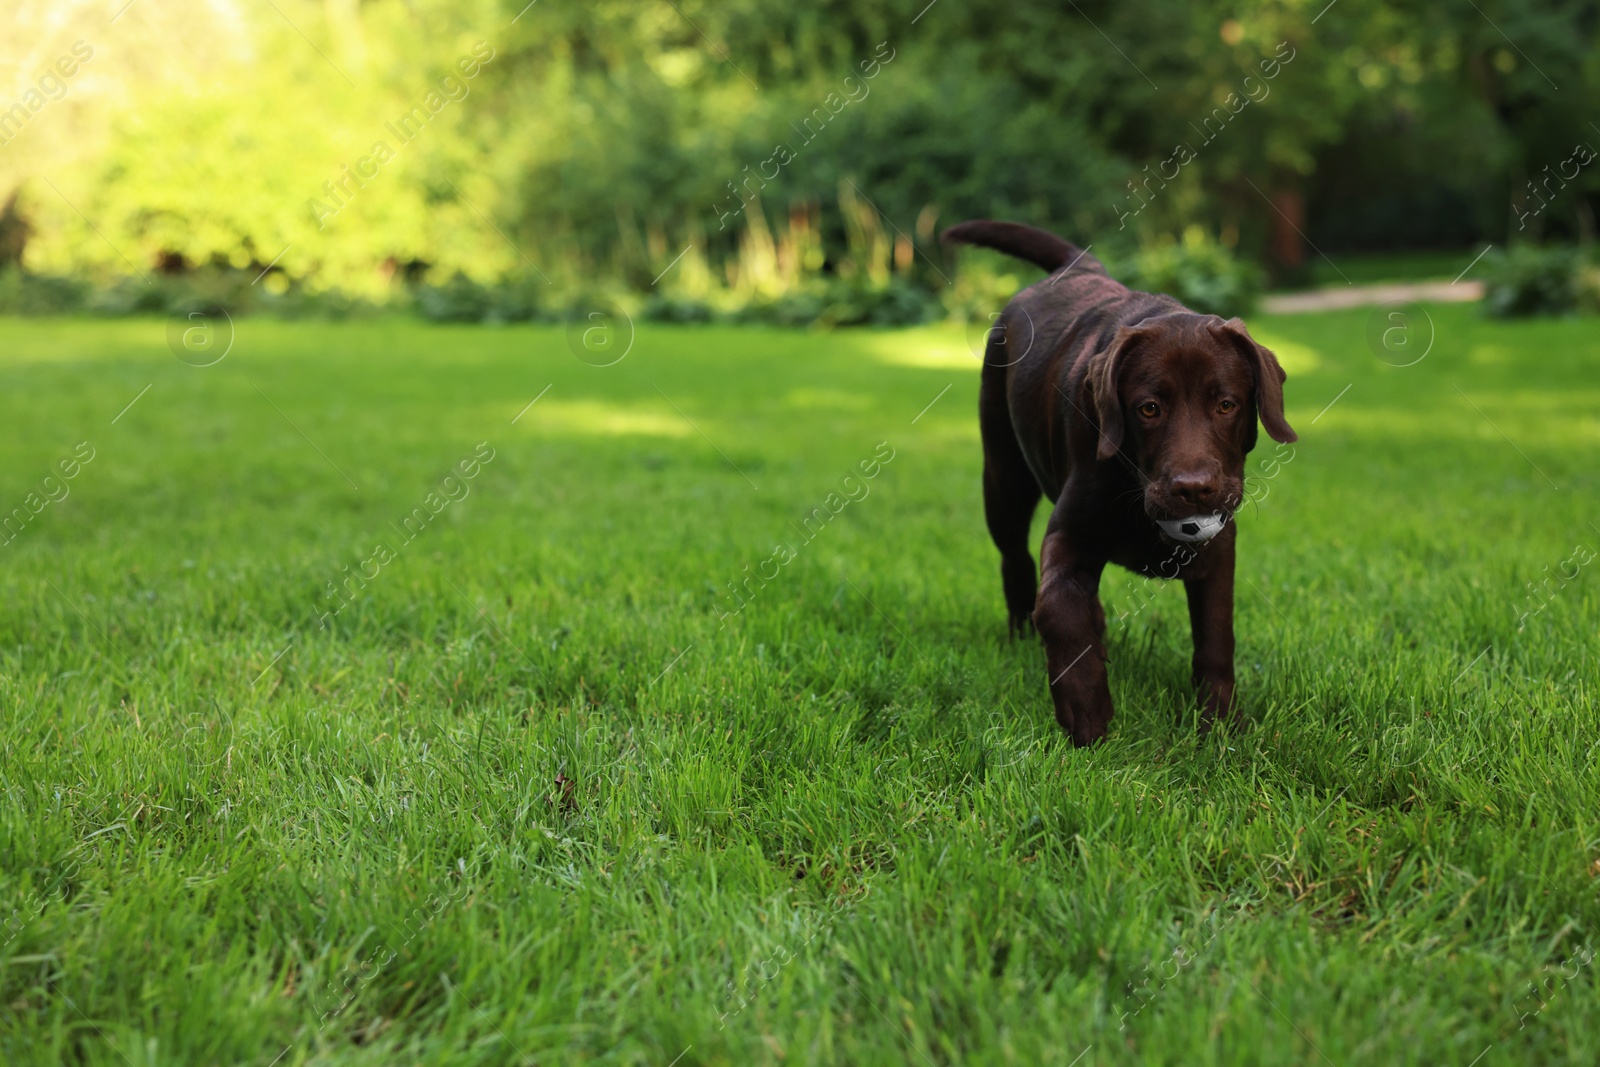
[
  {"left": 1209, "top": 318, "right": 1297, "bottom": 447},
  {"left": 1087, "top": 325, "right": 1149, "bottom": 461}
]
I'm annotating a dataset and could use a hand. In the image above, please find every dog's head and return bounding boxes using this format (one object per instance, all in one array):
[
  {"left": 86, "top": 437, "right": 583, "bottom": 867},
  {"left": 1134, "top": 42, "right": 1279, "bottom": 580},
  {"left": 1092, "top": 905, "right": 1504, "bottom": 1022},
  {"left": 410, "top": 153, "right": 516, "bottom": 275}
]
[{"left": 1087, "top": 312, "right": 1296, "bottom": 525}]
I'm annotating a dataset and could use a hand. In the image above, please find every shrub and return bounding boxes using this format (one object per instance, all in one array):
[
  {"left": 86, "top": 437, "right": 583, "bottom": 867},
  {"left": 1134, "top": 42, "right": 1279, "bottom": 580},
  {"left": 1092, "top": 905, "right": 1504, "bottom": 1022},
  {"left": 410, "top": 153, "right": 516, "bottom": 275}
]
[
  {"left": 412, "top": 272, "right": 552, "bottom": 323},
  {"left": 1576, "top": 264, "right": 1600, "bottom": 314},
  {"left": 642, "top": 293, "right": 715, "bottom": 324},
  {"left": 1483, "top": 245, "right": 1582, "bottom": 318},
  {"left": 1116, "top": 227, "right": 1260, "bottom": 319},
  {"left": 0, "top": 266, "right": 376, "bottom": 320},
  {"left": 0, "top": 270, "right": 89, "bottom": 315},
  {"left": 88, "top": 276, "right": 176, "bottom": 316},
  {"left": 413, "top": 273, "right": 494, "bottom": 323},
  {"left": 483, "top": 273, "right": 549, "bottom": 323},
  {"left": 728, "top": 277, "right": 938, "bottom": 329},
  {"left": 732, "top": 289, "right": 824, "bottom": 328},
  {"left": 812, "top": 277, "right": 938, "bottom": 327},
  {"left": 858, "top": 278, "right": 941, "bottom": 326}
]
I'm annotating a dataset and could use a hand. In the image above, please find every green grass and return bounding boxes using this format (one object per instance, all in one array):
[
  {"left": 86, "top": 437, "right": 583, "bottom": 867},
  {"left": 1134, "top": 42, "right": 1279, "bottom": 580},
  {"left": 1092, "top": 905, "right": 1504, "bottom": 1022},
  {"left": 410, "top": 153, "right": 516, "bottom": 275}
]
[{"left": 1, "top": 306, "right": 1596, "bottom": 1066}]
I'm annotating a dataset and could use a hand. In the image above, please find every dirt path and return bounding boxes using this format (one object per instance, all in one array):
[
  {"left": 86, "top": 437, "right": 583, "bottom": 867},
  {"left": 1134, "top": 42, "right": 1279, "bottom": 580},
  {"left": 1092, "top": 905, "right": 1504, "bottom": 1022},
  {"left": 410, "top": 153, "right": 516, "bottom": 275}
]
[{"left": 1261, "top": 279, "right": 1484, "bottom": 314}]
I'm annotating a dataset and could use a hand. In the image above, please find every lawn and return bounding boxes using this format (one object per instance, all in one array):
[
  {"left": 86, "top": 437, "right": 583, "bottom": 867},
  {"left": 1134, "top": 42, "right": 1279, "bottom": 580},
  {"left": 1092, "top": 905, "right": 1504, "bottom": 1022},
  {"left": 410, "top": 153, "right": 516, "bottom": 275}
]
[{"left": 1, "top": 305, "right": 1596, "bottom": 1066}]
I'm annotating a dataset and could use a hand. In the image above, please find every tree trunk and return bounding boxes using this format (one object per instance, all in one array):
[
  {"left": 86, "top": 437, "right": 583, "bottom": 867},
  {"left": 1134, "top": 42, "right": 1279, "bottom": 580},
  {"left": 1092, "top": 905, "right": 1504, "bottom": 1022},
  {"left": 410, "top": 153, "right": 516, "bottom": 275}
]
[
  {"left": 1270, "top": 188, "right": 1305, "bottom": 270},
  {"left": 1262, "top": 185, "right": 1310, "bottom": 288}
]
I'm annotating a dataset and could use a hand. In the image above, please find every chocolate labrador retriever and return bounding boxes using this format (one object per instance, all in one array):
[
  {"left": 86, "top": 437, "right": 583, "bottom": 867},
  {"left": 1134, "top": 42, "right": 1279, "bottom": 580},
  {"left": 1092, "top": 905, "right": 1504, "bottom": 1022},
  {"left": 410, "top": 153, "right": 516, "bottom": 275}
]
[{"left": 942, "top": 220, "right": 1297, "bottom": 745}]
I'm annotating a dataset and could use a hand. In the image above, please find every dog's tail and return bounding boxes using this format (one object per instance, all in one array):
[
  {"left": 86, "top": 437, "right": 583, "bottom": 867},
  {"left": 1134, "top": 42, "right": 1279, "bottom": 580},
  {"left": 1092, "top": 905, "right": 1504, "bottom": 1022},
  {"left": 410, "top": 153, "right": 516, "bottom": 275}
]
[{"left": 939, "top": 220, "right": 1088, "bottom": 272}]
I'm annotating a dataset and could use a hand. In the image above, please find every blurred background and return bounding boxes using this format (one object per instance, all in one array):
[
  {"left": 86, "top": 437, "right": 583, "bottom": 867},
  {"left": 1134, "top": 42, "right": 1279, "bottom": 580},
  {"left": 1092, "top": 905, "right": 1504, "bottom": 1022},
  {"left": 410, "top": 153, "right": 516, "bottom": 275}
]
[{"left": 2, "top": 0, "right": 1597, "bottom": 323}]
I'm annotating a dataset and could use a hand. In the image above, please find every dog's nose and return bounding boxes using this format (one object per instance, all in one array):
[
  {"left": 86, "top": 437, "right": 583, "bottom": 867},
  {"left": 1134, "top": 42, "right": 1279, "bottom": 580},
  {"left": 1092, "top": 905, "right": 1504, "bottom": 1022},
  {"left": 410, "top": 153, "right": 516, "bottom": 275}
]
[{"left": 1169, "top": 471, "right": 1220, "bottom": 509}]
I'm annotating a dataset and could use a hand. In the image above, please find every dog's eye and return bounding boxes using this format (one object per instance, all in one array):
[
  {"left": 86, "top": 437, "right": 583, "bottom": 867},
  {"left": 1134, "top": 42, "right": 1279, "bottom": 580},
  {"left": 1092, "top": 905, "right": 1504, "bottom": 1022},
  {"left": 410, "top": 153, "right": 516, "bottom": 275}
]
[
  {"left": 1218, "top": 399, "right": 1236, "bottom": 414},
  {"left": 1138, "top": 402, "right": 1160, "bottom": 419}
]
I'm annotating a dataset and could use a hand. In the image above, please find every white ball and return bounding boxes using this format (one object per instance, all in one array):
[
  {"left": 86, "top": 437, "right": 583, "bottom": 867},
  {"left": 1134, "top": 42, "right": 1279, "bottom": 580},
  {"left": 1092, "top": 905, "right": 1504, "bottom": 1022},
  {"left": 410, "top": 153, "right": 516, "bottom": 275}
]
[{"left": 1157, "top": 512, "right": 1227, "bottom": 543}]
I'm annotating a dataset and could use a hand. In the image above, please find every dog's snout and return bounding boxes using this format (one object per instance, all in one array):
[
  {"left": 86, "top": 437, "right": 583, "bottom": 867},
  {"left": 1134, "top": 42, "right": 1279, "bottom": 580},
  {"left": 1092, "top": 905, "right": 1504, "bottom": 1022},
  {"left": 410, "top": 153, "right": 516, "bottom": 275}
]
[{"left": 1168, "top": 470, "right": 1221, "bottom": 509}]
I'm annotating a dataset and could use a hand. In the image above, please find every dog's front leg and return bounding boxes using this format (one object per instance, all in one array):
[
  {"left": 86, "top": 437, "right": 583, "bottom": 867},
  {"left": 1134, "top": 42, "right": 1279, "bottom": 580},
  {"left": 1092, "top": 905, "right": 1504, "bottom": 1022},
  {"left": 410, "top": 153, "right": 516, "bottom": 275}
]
[
  {"left": 1033, "top": 530, "right": 1112, "bottom": 746},
  {"left": 1183, "top": 535, "right": 1237, "bottom": 727}
]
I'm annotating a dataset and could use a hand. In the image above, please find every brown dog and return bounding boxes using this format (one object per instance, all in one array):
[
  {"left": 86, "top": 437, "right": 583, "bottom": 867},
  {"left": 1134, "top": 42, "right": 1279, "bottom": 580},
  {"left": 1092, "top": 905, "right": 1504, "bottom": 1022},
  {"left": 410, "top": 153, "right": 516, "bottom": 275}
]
[{"left": 942, "top": 221, "right": 1297, "bottom": 745}]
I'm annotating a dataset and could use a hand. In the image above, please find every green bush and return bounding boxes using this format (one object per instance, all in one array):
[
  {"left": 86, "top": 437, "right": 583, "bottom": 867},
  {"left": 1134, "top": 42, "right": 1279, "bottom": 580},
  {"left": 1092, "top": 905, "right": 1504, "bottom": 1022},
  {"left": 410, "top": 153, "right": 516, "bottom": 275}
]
[
  {"left": 3, "top": 243, "right": 1259, "bottom": 330},
  {"left": 0, "top": 266, "right": 377, "bottom": 320},
  {"left": 413, "top": 273, "right": 494, "bottom": 323},
  {"left": 0, "top": 263, "right": 948, "bottom": 330},
  {"left": 855, "top": 279, "right": 941, "bottom": 327},
  {"left": 1115, "top": 227, "right": 1260, "bottom": 319},
  {"left": 1577, "top": 264, "right": 1600, "bottom": 314},
  {"left": 413, "top": 272, "right": 551, "bottom": 323},
  {"left": 641, "top": 293, "right": 716, "bottom": 324},
  {"left": 731, "top": 289, "right": 824, "bottom": 328},
  {"left": 810, "top": 277, "right": 937, "bottom": 327},
  {"left": 1482, "top": 245, "right": 1582, "bottom": 318},
  {"left": 0, "top": 270, "right": 89, "bottom": 315},
  {"left": 726, "top": 277, "right": 938, "bottom": 329}
]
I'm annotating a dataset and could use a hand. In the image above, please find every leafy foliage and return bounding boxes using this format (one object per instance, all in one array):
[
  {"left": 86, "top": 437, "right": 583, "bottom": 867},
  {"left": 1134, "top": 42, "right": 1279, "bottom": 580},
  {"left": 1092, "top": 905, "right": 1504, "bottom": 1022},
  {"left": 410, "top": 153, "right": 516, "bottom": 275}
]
[
  {"left": 1114, "top": 227, "right": 1263, "bottom": 318},
  {"left": 2, "top": 0, "right": 1595, "bottom": 307},
  {"left": 1482, "top": 245, "right": 1584, "bottom": 318}
]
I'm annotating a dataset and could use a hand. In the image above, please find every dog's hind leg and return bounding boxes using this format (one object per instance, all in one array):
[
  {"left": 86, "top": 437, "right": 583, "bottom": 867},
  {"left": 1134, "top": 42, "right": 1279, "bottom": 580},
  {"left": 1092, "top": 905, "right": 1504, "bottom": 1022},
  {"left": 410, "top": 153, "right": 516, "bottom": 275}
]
[{"left": 979, "top": 335, "right": 1042, "bottom": 636}]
